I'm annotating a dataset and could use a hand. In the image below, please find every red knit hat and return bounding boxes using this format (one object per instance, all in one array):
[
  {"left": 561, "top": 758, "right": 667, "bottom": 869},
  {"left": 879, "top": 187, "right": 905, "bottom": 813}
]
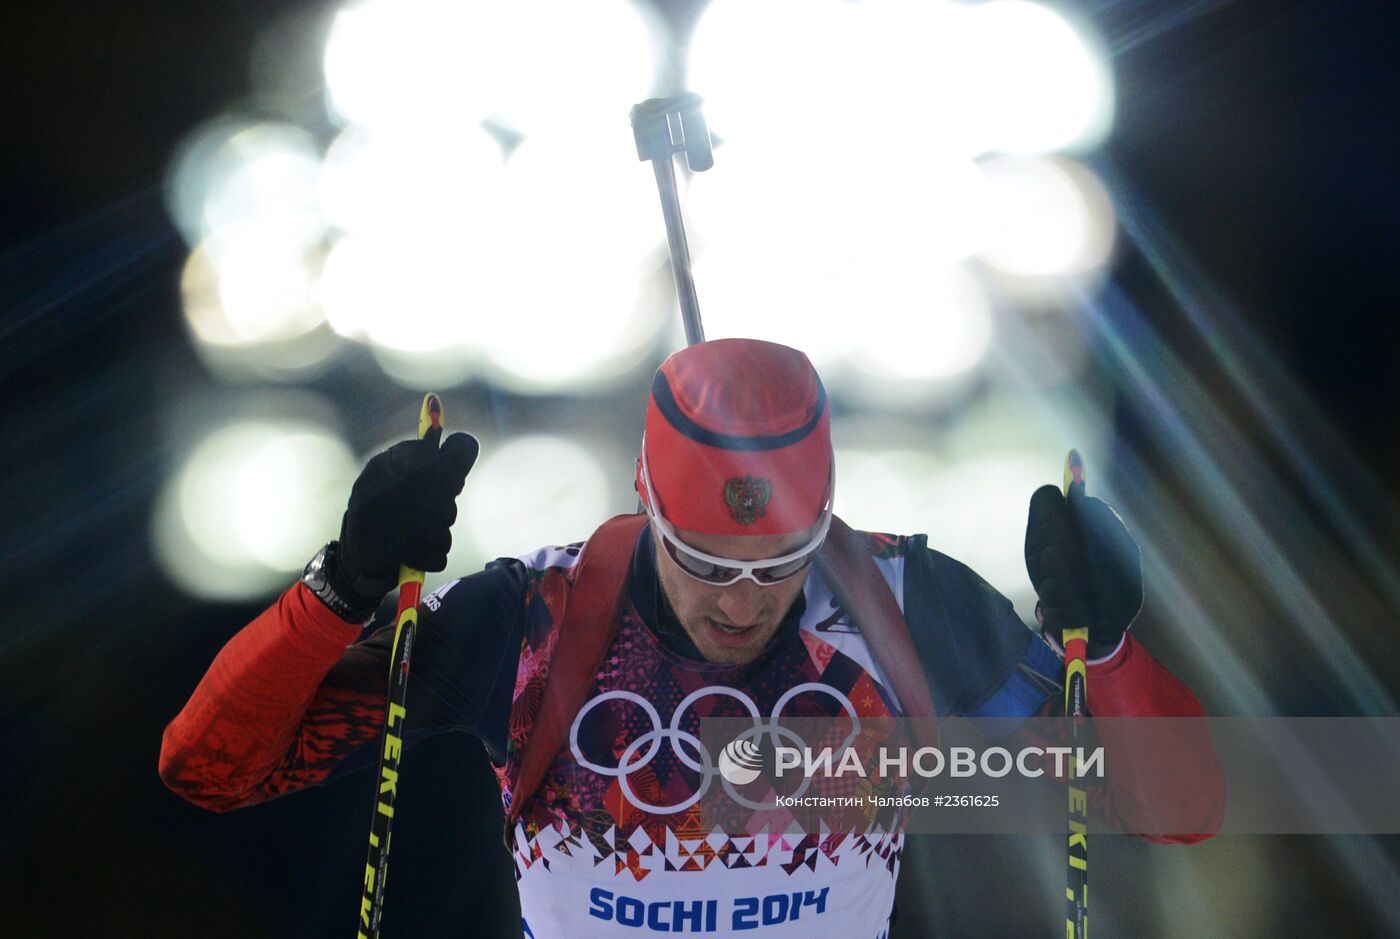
[{"left": 637, "top": 338, "right": 833, "bottom": 537}]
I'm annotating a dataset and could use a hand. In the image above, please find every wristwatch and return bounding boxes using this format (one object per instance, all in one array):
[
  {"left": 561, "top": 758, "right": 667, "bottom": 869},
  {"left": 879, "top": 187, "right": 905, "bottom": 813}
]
[{"left": 302, "top": 542, "right": 378, "bottom": 623}]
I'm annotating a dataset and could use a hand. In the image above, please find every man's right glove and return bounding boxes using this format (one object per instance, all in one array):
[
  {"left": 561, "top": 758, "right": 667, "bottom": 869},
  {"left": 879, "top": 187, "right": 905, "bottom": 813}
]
[{"left": 326, "top": 426, "right": 480, "bottom": 609}]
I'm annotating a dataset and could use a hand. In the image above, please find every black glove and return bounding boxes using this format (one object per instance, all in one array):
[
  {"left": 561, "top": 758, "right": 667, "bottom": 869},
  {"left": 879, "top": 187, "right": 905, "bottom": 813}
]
[
  {"left": 1024, "top": 484, "right": 1142, "bottom": 659},
  {"left": 327, "top": 426, "right": 480, "bottom": 607}
]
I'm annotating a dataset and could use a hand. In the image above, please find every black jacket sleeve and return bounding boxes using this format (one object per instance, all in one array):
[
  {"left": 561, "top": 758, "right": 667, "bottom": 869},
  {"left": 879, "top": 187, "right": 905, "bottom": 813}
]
[{"left": 901, "top": 535, "right": 1035, "bottom": 717}]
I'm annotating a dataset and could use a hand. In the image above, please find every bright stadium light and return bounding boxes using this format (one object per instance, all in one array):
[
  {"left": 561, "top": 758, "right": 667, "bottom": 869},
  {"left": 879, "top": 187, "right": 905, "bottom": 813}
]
[
  {"left": 832, "top": 447, "right": 939, "bottom": 534},
  {"left": 216, "top": 242, "right": 318, "bottom": 339},
  {"left": 834, "top": 444, "right": 1054, "bottom": 611},
  {"left": 320, "top": 234, "right": 485, "bottom": 353},
  {"left": 474, "top": 252, "right": 660, "bottom": 393},
  {"left": 690, "top": 0, "right": 1111, "bottom": 159},
  {"left": 936, "top": 393, "right": 1108, "bottom": 609},
  {"left": 321, "top": 127, "right": 662, "bottom": 392},
  {"left": 690, "top": 0, "right": 866, "bottom": 153},
  {"left": 318, "top": 235, "right": 374, "bottom": 340},
  {"left": 487, "top": 0, "right": 662, "bottom": 136},
  {"left": 692, "top": 244, "right": 852, "bottom": 373},
  {"left": 369, "top": 342, "right": 482, "bottom": 391},
  {"left": 977, "top": 155, "right": 1116, "bottom": 280},
  {"left": 954, "top": 0, "right": 1114, "bottom": 154},
  {"left": 230, "top": 433, "right": 356, "bottom": 570},
  {"left": 470, "top": 132, "right": 667, "bottom": 392},
  {"left": 688, "top": 140, "right": 993, "bottom": 289},
  {"left": 181, "top": 232, "right": 325, "bottom": 347},
  {"left": 318, "top": 123, "right": 507, "bottom": 239},
  {"left": 686, "top": 143, "right": 872, "bottom": 370},
  {"left": 920, "top": 450, "right": 1056, "bottom": 609},
  {"left": 850, "top": 154, "right": 995, "bottom": 267},
  {"left": 839, "top": 264, "right": 994, "bottom": 406},
  {"left": 153, "top": 420, "right": 357, "bottom": 601},
  {"left": 455, "top": 435, "right": 616, "bottom": 572},
  {"left": 169, "top": 119, "right": 335, "bottom": 369},
  {"left": 685, "top": 9, "right": 1002, "bottom": 375},
  {"left": 844, "top": 0, "right": 972, "bottom": 153},
  {"left": 497, "top": 131, "right": 662, "bottom": 275},
  {"left": 323, "top": 0, "right": 505, "bottom": 129},
  {"left": 167, "top": 119, "right": 326, "bottom": 251},
  {"left": 324, "top": 0, "right": 659, "bottom": 137}
]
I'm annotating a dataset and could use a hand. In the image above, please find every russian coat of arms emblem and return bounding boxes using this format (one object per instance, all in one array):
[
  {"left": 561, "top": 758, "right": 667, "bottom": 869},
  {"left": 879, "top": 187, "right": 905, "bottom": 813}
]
[{"left": 722, "top": 475, "right": 772, "bottom": 525}]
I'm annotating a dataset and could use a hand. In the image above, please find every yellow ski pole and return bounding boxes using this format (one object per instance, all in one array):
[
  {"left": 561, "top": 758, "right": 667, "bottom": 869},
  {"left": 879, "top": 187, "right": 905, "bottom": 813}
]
[
  {"left": 1062, "top": 448, "right": 1089, "bottom": 939},
  {"left": 357, "top": 392, "right": 441, "bottom": 939}
]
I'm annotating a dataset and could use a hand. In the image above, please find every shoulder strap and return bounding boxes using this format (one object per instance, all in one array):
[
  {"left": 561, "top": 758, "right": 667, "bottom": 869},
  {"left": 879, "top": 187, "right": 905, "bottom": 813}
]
[
  {"left": 816, "top": 516, "right": 940, "bottom": 740},
  {"left": 507, "top": 513, "right": 647, "bottom": 826}
]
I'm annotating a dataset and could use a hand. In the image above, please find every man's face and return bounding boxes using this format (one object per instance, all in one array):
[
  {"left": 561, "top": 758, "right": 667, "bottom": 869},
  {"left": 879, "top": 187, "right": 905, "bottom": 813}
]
[{"left": 653, "top": 523, "right": 817, "bottom": 666}]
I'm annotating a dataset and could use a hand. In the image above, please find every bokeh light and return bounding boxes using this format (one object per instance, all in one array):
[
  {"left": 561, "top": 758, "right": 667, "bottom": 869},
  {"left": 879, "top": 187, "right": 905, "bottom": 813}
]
[
  {"left": 454, "top": 435, "right": 617, "bottom": 572},
  {"left": 832, "top": 446, "right": 944, "bottom": 536},
  {"left": 687, "top": 142, "right": 994, "bottom": 377},
  {"left": 689, "top": 0, "right": 862, "bottom": 153},
  {"left": 157, "top": 0, "right": 1125, "bottom": 600},
  {"left": 685, "top": 144, "right": 848, "bottom": 367},
  {"left": 690, "top": 144, "right": 996, "bottom": 407},
  {"left": 323, "top": 0, "right": 506, "bottom": 129},
  {"left": 953, "top": 0, "right": 1114, "bottom": 155},
  {"left": 318, "top": 123, "right": 507, "bottom": 239},
  {"left": 167, "top": 119, "right": 325, "bottom": 250},
  {"left": 181, "top": 232, "right": 325, "bottom": 347},
  {"left": 169, "top": 118, "right": 334, "bottom": 375},
  {"left": 324, "top": 0, "right": 658, "bottom": 136},
  {"left": 153, "top": 421, "right": 358, "bottom": 601},
  {"left": 485, "top": 0, "right": 661, "bottom": 136},
  {"left": 691, "top": 0, "right": 1112, "bottom": 158},
  {"left": 687, "top": 143, "right": 979, "bottom": 374},
  {"left": 835, "top": 445, "right": 1061, "bottom": 611},
  {"left": 917, "top": 449, "right": 1061, "bottom": 608},
  {"left": 498, "top": 130, "right": 662, "bottom": 272},
  {"left": 317, "top": 124, "right": 663, "bottom": 392},
  {"left": 320, "top": 234, "right": 482, "bottom": 354},
  {"left": 472, "top": 131, "right": 668, "bottom": 392},
  {"left": 316, "top": 123, "right": 508, "bottom": 368},
  {"left": 473, "top": 255, "right": 661, "bottom": 393},
  {"left": 977, "top": 155, "right": 1116, "bottom": 280},
  {"left": 368, "top": 343, "right": 483, "bottom": 392},
  {"left": 838, "top": 264, "right": 994, "bottom": 406}
]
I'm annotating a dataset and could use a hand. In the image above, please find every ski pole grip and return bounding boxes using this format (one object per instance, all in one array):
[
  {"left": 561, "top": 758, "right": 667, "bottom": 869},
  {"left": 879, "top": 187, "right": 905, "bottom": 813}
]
[{"left": 394, "top": 393, "right": 442, "bottom": 591}]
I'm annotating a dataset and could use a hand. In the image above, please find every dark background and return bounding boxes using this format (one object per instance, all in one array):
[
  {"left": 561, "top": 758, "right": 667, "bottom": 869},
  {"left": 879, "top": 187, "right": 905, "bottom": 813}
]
[{"left": 4, "top": 1, "right": 1400, "bottom": 936}]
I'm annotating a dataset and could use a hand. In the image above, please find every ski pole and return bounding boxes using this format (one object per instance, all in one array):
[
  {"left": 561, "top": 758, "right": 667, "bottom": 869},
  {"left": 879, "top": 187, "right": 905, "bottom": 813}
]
[
  {"left": 1062, "top": 448, "right": 1089, "bottom": 939},
  {"left": 357, "top": 392, "right": 442, "bottom": 939},
  {"left": 630, "top": 92, "right": 714, "bottom": 346}
]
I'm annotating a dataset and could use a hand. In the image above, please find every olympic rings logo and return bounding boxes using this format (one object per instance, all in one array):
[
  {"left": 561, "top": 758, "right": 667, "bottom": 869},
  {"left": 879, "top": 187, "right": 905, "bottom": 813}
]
[{"left": 568, "top": 683, "right": 861, "bottom": 815}]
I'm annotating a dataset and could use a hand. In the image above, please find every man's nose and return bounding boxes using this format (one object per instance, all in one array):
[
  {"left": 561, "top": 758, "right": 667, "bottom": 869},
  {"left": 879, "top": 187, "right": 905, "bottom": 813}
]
[{"left": 715, "top": 579, "right": 766, "bottom": 625}]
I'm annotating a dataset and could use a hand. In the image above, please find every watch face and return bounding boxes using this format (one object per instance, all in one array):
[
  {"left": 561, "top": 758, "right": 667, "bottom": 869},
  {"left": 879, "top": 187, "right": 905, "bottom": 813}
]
[{"left": 304, "top": 550, "right": 329, "bottom": 591}]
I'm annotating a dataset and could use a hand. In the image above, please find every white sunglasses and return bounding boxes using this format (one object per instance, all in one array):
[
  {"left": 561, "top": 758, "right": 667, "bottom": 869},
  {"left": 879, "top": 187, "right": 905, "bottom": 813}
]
[{"left": 639, "top": 445, "right": 832, "bottom": 587}]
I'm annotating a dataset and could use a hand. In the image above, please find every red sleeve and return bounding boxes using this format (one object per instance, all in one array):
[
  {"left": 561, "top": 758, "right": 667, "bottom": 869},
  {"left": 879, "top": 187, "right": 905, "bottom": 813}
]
[
  {"left": 158, "top": 583, "right": 388, "bottom": 812},
  {"left": 1029, "top": 634, "right": 1226, "bottom": 843},
  {"left": 1085, "top": 634, "right": 1225, "bottom": 842},
  {"left": 1086, "top": 632, "right": 1206, "bottom": 717}
]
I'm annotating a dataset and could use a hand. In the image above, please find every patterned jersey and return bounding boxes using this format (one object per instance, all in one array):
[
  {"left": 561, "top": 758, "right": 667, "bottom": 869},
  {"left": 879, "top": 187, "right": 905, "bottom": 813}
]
[
  {"left": 159, "top": 523, "right": 1223, "bottom": 937},
  {"left": 500, "top": 535, "right": 919, "bottom": 939}
]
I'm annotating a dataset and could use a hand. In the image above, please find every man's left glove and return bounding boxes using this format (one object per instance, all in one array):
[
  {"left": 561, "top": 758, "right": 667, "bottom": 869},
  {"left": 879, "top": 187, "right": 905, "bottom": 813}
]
[
  {"left": 327, "top": 426, "right": 480, "bottom": 610},
  {"left": 1024, "top": 484, "right": 1143, "bottom": 659}
]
